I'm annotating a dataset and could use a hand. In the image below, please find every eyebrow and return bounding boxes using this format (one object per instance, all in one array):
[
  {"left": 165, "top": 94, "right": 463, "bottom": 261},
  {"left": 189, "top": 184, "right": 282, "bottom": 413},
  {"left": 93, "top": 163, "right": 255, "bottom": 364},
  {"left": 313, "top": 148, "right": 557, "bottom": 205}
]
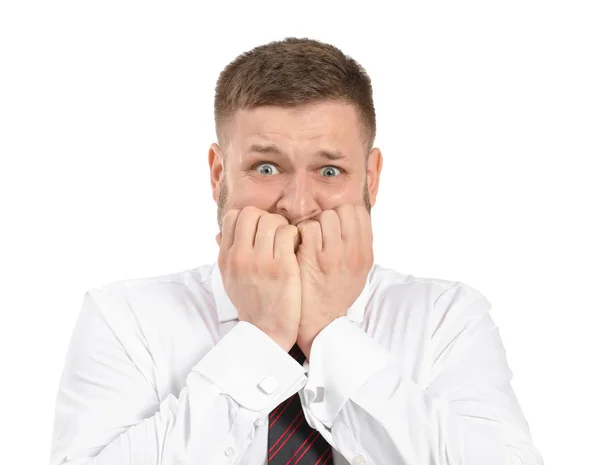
[{"left": 247, "top": 143, "right": 346, "bottom": 161}]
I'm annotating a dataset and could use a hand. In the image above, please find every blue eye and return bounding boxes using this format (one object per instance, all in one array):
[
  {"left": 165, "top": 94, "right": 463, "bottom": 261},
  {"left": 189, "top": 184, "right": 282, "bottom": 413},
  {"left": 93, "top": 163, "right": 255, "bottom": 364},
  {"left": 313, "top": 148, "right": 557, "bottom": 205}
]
[
  {"left": 255, "top": 163, "right": 280, "bottom": 175},
  {"left": 320, "top": 166, "right": 341, "bottom": 177}
]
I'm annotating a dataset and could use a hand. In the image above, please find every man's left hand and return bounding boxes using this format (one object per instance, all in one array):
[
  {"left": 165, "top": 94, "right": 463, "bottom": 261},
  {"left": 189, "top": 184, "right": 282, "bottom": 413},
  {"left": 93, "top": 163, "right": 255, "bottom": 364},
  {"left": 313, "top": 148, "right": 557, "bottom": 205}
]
[{"left": 295, "top": 204, "right": 374, "bottom": 361}]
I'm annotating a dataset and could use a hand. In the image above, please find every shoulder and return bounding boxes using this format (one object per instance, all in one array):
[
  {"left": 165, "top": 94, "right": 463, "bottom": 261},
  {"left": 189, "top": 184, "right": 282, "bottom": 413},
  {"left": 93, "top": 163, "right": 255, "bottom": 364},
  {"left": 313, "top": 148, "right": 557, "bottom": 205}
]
[
  {"left": 88, "top": 263, "right": 213, "bottom": 303},
  {"left": 370, "top": 263, "right": 491, "bottom": 314},
  {"left": 81, "top": 263, "right": 217, "bottom": 334}
]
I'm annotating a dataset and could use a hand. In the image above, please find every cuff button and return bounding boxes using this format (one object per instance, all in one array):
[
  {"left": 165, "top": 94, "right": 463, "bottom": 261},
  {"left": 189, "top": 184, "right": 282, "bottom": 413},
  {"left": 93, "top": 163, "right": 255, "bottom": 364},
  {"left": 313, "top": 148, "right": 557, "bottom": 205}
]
[
  {"left": 258, "top": 376, "right": 279, "bottom": 394},
  {"left": 352, "top": 455, "right": 366, "bottom": 465}
]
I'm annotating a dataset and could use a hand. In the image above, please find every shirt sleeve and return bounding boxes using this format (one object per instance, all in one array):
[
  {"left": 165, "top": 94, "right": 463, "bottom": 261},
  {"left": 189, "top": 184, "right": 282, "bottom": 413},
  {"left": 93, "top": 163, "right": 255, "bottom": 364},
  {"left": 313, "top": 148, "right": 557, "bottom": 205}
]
[
  {"left": 50, "top": 290, "right": 307, "bottom": 465},
  {"left": 298, "top": 282, "right": 545, "bottom": 465}
]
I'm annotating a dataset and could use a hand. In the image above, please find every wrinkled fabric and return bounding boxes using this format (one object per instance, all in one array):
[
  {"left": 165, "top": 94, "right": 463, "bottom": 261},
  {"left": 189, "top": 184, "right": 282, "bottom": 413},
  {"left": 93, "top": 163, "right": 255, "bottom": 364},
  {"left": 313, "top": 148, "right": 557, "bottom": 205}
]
[{"left": 50, "top": 262, "right": 544, "bottom": 465}]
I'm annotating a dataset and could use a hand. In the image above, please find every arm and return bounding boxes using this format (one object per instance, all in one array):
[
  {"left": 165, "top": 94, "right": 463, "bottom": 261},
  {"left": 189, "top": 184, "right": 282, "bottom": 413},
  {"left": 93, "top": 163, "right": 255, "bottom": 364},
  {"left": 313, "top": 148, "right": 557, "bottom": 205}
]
[
  {"left": 298, "top": 282, "right": 545, "bottom": 465},
  {"left": 50, "top": 291, "right": 307, "bottom": 465}
]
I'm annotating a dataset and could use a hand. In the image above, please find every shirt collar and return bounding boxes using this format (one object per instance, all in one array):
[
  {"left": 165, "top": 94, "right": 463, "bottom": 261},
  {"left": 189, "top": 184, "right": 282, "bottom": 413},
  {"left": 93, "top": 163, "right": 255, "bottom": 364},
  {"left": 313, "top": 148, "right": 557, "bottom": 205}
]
[{"left": 211, "top": 261, "right": 374, "bottom": 324}]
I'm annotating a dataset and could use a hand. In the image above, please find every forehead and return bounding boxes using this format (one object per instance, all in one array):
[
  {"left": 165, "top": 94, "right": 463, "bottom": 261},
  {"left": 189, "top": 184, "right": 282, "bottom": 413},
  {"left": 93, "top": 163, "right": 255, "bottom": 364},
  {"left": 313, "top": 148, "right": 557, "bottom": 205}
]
[{"left": 229, "top": 100, "right": 364, "bottom": 150}]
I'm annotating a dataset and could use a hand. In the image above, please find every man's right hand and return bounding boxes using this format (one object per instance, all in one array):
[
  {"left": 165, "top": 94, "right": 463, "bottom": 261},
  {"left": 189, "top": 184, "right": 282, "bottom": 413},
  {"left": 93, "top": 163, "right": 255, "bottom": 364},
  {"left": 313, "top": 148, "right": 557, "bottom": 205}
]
[{"left": 216, "top": 206, "right": 301, "bottom": 352}]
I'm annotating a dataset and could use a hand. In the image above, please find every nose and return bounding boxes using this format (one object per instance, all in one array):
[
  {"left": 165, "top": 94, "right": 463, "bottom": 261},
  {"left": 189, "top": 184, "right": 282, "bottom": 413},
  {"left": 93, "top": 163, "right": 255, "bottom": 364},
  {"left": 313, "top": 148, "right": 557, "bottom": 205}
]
[{"left": 276, "top": 173, "right": 320, "bottom": 225}]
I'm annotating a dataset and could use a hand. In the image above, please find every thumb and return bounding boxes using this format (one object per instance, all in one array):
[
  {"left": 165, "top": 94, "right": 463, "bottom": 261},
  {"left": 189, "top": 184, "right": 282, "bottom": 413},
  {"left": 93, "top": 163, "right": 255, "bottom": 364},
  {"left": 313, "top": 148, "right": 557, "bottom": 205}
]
[{"left": 215, "top": 232, "right": 222, "bottom": 247}]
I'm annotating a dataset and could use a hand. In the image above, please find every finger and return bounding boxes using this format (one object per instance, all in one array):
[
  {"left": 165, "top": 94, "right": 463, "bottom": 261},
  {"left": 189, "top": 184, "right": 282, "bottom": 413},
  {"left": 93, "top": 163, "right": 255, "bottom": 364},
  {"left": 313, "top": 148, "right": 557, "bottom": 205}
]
[
  {"left": 336, "top": 204, "right": 360, "bottom": 244},
  {"left": 221, "top": 209, "right": 241, "bottom": 250},
  {"left": 356, "top": 205, "right": 373, "bottom": 246},
  {"left": 274, "top": 224, "right": 300, "bottom": 262},
  {"left": 297, "top": 220, "right": 323, "bottom": 252},
  {"left": 356, "top": 205, "right": 374, "bottom": 267},
  {"left": 317, "top": 210, "right": 341, "bottom": 253},
  {"left": 234, "top": 206, "right": 265, "bottom": 249},
  {"left": 255, "top": 213, "right": 289, "bottom": 258}
]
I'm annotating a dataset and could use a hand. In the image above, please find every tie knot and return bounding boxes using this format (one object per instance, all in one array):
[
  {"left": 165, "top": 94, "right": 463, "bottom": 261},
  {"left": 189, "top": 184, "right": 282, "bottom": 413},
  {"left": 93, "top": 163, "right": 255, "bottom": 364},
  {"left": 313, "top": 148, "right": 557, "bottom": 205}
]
[{"left": 289, "top": 343, "right": 306, "bottom": 365}]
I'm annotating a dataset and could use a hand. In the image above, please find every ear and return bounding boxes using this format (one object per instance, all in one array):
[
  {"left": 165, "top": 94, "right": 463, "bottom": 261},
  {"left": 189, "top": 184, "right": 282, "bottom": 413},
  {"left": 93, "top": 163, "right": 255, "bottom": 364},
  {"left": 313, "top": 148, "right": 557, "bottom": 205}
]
[
  {"left": 366, "top": 147, "right": 383, "bottom": 207},
  {"left": 208, "top": 143, "right": 225, "bottom": 204}
]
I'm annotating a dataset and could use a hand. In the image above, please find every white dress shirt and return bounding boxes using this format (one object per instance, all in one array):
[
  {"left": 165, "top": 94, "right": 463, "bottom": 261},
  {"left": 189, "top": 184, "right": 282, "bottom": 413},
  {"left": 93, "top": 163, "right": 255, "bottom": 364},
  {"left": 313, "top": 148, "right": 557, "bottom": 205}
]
[{"left": 50, "top": 262, "right": 544, "bottom": 465}]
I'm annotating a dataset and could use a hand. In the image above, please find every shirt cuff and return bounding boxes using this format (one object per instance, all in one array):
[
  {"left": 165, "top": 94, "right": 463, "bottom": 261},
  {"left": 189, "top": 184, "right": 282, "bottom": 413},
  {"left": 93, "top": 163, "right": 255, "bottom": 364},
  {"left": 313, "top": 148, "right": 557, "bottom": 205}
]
[
  {"left": 301, "top": 316, "right": 392, "bottom": 428},
  {"left": 192, "top": 321, "right": 308, "bottom": 413}
]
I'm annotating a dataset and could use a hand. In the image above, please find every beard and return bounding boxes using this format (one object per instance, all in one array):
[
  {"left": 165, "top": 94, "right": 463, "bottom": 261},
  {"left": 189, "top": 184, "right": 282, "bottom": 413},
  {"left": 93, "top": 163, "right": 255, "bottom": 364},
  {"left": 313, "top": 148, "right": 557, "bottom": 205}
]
[
  {"left": 216, "top": 173, "right": 229, "bottom": 232},
  {"left": 216, "top": 174, "right": 371, "bottom": 232}
]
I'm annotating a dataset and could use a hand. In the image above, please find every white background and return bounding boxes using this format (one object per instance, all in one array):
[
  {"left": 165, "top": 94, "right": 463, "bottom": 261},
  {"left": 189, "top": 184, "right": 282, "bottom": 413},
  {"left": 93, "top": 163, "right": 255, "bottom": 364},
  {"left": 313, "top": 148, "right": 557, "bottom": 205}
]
[{"left": 1, "top": 1, "right": 598, "bottom": 463}]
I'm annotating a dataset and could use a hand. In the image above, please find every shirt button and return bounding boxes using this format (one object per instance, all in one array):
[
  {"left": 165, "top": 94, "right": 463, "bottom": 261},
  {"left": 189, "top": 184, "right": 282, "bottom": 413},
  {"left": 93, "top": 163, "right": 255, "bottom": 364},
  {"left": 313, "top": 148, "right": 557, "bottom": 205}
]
[
  {"left": 224, "top": 446, "right": 236, "bottom": 456},
  {"left": 352, "top": 455, "right": 366, "bottom": 465}
]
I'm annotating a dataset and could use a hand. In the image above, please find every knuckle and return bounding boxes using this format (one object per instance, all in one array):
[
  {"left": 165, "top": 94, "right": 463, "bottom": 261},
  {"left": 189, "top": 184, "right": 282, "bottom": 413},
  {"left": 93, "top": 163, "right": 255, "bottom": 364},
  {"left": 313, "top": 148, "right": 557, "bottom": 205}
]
[
  {"left": 266, "top": 261, "right": 281, "bottom": 279},
  {"left": 242, "top": 205, "right": 264, "bottom": 217},
  {"left": 261, "top": 213, "right": 287, "bottom": 233},
  {"left": 237, "top": 206, "right": 254, "bottom": 220},
  {"left": 270, "top": 212, "right": 290, "bottom": 225},
  {"left": 274, "top": 225, "right": 291, "bottom": 242},
  {"left": 224, "top": 208, "right": 240, "bottom": 221},
  {"left": 229, "top": 249, "right": 246, "bottom": 270},
  {"left": 259, "top": 212, "right": 277, "bottom": 227},
  {"left": 241, "top": 206, "right": 268, "bottom": 227},
  {"left": 321, "top": 209, "right": 336, "bottom": 219},
  {"left": 342, "top": 204, "right": 355, "bottom": 216},
  {"left": 279, "top": 224, "right": 295, "bottom": 234},
  {"left": 304, "top": 220, "right": 320, "bottom": 232}
]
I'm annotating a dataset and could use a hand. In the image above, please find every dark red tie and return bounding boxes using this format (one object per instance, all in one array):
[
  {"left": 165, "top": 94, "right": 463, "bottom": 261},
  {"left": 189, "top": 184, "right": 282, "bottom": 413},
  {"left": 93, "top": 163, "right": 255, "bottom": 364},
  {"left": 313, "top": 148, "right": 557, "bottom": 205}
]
[{"left": 267, "top": 343, "right": 333, "bottom": 465}]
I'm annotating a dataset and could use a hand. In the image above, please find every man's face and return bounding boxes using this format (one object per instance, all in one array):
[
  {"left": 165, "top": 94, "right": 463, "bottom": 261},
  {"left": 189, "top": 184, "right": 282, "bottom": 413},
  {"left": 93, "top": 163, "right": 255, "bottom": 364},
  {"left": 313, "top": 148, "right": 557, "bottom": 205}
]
[{"left": 209, "top": 100, "right": 382, "bottom": 230}]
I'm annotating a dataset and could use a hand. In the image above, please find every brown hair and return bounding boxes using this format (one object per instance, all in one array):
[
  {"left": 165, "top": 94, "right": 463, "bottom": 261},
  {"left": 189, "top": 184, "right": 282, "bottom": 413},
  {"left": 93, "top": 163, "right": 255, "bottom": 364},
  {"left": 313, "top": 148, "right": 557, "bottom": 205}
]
[{"left": 213, "top": 37, "right": 376, "bottom": 156}]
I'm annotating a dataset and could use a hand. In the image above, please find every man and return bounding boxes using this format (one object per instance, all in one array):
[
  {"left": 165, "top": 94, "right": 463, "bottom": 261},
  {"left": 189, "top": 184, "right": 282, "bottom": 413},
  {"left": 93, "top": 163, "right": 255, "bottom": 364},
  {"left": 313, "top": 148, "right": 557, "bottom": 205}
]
[{"left": 50, "top": 37, "right": 544, "bottom": 465}]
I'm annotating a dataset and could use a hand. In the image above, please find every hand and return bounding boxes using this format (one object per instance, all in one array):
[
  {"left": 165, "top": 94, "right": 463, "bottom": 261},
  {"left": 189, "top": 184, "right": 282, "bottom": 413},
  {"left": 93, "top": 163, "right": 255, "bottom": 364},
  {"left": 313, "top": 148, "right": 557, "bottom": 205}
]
[
  {"left": 216, "top": 206, "right": 302, "bottom": 352},
  {"left": 295, "top": 204, "right": 374, "bottom": 360}
]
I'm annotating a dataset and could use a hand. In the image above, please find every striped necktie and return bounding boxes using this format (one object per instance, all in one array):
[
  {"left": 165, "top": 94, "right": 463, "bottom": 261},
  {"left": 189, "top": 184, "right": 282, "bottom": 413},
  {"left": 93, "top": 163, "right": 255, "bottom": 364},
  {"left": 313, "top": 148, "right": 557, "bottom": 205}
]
[{"left": 267, "top": 343, "right": 333, "bottom": 465}]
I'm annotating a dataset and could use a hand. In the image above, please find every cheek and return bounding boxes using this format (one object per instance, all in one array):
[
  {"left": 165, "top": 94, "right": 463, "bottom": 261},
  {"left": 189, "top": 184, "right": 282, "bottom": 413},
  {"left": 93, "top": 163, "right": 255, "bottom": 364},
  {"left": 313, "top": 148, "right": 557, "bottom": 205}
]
[
  {"left": 318, "top": 188, "right": 361, "bottom": 209},
  {"left": 321, "top": 190, "right": 346, "bottom": 204},
  {"left": 229, "top": 183, "right": 278, "bottom": 209}
]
